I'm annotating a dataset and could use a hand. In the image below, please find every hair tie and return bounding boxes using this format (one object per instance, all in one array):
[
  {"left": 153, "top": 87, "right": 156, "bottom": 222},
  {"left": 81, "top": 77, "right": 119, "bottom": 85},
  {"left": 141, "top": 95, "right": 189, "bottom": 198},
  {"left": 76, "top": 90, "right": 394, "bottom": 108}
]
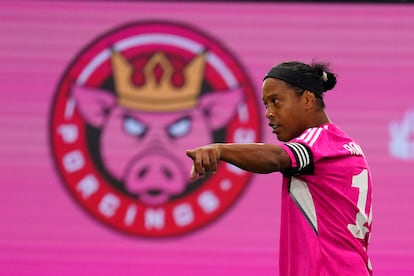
[{"left": 321, "top": 71, "right": 328, "bottom": 82}]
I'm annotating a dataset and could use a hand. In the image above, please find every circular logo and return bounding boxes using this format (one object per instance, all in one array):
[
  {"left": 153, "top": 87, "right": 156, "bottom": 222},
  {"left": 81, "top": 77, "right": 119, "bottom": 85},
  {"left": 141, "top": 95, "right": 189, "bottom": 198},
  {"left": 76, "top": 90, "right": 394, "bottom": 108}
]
[{"left": 50, "top": 21, "right": 261, "bottom": 237}]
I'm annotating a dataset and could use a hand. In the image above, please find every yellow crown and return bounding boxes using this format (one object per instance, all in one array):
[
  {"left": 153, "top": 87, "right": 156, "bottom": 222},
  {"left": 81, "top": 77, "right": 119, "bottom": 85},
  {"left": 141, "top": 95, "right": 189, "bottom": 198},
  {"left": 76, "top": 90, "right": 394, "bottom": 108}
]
[{"left": 112, "top": 51, "right": 206, "bottom": 112}]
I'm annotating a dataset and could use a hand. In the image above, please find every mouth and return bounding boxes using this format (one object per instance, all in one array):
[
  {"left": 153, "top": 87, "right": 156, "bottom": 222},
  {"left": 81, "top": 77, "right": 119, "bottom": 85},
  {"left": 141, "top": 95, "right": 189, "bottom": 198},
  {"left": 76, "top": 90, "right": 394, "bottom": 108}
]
[
  {"left": 139, "top": 190, "right": 169, "bottom": 206},
  {"left": 269, "top": 123, "right": 280, "bottom": 134}
]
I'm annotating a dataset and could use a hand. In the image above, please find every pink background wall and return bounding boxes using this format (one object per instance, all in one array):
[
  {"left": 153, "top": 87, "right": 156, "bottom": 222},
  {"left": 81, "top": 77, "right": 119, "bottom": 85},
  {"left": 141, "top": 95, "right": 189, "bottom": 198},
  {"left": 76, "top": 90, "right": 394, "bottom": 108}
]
[{"left": 1, "top": 1, "right": 414, "bottom": 275}]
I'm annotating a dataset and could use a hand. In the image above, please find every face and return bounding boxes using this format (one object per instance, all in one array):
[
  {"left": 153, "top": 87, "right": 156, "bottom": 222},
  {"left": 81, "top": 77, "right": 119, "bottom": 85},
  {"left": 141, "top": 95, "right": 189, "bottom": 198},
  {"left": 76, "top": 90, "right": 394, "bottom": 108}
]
[{"left": 261, "top": 78, "right": 309, "bottom": 142}]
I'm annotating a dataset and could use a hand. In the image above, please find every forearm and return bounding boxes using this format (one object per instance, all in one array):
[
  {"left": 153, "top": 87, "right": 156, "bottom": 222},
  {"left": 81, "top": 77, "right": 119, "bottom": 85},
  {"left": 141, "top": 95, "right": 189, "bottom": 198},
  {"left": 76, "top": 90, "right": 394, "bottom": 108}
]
[{"left": 217, "top": 143, "right": 290, "bottom": 173}]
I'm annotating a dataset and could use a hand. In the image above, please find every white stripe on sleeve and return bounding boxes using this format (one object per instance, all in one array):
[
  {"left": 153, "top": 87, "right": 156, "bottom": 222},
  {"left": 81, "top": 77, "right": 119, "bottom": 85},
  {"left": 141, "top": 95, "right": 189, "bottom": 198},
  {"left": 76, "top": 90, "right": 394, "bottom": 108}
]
[
  {"left": 309, "top": 128, "right": 323, "bottom": 147},
  {"left": 288, "top": 143, "right": 311, "bottom": 170},
  {"left": 302, "top": 128, "right": 317, "bottom": 143}
]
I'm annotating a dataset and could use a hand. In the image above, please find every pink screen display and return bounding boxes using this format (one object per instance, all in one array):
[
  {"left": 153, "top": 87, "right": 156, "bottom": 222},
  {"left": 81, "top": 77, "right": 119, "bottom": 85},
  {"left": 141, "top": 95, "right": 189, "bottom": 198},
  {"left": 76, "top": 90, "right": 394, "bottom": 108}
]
[{"left": 1, "top": 1, "right": 414, "bottom": 275}]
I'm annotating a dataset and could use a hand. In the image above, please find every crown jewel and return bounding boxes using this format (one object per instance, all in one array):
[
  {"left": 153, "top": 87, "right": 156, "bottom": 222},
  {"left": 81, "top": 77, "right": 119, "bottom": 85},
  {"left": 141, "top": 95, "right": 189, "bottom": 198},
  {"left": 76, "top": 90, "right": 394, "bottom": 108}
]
[{"left": 112, "top": 50, "right": 206, "bottom": 112}]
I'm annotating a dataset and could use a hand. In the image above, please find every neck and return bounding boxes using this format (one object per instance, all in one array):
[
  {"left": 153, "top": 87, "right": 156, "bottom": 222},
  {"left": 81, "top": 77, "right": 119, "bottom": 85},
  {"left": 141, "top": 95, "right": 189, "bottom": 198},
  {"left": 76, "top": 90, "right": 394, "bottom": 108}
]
[{"left": 307, "top": 110, "right": 331, "bottom": 129}]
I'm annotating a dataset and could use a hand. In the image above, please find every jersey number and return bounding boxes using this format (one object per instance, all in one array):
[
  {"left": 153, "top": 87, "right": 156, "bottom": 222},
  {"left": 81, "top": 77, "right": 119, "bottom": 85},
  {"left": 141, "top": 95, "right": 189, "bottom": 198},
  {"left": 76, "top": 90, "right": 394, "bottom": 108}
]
[{"left": 347, "top": 169, "right": 372, "bottom": 240}]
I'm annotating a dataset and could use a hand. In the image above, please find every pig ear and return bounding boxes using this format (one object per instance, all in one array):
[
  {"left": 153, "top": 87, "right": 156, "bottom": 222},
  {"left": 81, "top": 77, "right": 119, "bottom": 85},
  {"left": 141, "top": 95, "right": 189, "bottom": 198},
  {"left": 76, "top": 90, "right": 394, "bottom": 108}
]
[
  {"left": 198, "top": 87, "right": 243, "bottom": 130},
  {"left": 71, "top": 85, "right": 116, "bottom": 127}
]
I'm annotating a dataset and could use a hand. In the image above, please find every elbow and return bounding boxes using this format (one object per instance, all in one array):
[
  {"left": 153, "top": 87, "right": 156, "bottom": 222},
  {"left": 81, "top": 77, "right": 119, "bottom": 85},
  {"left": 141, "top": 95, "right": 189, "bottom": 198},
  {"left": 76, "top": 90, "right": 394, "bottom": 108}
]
[
  {"left": 255, "top": 160, "right": 284, "bottom": 174},
  {"left": 267, "top": 161, "right": 285, "bottom": 173},
  {"left": 260, "top": 148, "right": 290, "bottom": 173}
]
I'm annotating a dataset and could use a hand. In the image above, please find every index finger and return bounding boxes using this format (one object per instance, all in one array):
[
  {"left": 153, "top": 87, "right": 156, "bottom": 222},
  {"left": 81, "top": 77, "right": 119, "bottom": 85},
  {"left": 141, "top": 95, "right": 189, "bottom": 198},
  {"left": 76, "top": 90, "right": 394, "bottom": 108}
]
[{"left": 186, "top": 149, "right": 195, "bottom": 160}]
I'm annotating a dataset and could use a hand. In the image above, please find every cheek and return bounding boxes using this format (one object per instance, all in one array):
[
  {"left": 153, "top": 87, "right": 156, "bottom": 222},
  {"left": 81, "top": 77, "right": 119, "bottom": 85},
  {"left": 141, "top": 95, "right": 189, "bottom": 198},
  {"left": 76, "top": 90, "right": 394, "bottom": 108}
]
[
  {"left": 278, "top": 104, "right": 296, "bottom": 121},
  {"left": 279, "top": 105, "right": 303, "bottom": 130}
]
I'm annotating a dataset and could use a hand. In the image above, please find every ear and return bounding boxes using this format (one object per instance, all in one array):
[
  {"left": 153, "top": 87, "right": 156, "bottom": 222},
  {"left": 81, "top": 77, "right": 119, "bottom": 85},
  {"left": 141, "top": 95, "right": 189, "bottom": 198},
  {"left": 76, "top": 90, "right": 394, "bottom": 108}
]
[
  {"left": 71, "top": 85, "right": 116, "bottom": 127},
  {"left": 198, "top": 87, "right": 243, "bottom": 130},
  {"left": 302, "top": 90, "right": 317, "bottom": 110}
]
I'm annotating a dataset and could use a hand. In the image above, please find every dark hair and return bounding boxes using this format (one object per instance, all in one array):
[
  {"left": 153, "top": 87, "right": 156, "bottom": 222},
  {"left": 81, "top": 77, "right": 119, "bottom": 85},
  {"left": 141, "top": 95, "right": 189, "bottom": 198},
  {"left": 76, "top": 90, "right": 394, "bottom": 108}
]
[{"left": 275, "top": 61, "right": 337, "bottom": 108}]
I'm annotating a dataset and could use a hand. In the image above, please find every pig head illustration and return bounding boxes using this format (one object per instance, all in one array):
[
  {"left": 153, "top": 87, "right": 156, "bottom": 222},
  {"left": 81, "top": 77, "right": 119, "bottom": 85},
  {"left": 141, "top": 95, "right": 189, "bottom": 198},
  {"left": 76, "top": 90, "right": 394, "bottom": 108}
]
[{"left": 72, "top": 51, "right": 243, "bottom": 206}]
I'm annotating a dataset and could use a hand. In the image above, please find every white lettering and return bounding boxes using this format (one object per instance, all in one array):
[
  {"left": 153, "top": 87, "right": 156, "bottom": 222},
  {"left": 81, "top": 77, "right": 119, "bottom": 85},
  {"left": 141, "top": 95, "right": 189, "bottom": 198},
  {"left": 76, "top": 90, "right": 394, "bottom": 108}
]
[
  {"left": 227, "top": 127, "right": 255, "bottom": 175},
  {"left": 64, "top": 97, "right": 76, "bottom": 119},
  {"left": 99, "top": 193, "right": 120, "bottom": 218},
  {"left": 237, "top": 102, "right": 249, "bottom": 122},
  {"left": 389, "top": 110, "right": 414, "bottom": 160},
  {"left": 226, "top": 163, "right": 245, "bottom": 175},
  {"left": 124, "top": 205, "right": 137, "bottom": 226},
  {"left": 63, "top": 150, "right": 85, "bottom": 173},
  {"left": 145, "top": 209, "right": 164, "bottom": 229},
  {"left": 173, "top": 204, "right": 194, "bottom": 227},
  {"left": 220, "top": 179, "right": 232, "bottom": 191},
  {"left": 76, "top": 175, "right": 98, "bottom": 198},
  {"left": 57, "top": 124, "right": 78, "bottom": 143},
  {"left": 233, "top": 128, "right": 255, "bottom": 143},
  {"left": 198, "top": 190, "right": 219, "bottom": 214},
  {"left": 343, "top": 142, "right": 364, "bottom": 156}
]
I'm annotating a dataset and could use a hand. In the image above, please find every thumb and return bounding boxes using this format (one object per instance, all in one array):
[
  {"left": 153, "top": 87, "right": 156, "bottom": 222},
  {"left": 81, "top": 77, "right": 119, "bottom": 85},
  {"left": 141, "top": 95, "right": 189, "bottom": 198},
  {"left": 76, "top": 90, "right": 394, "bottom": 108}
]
[{"left": 186, "top": 149, "right": 195, "bottom": 159}]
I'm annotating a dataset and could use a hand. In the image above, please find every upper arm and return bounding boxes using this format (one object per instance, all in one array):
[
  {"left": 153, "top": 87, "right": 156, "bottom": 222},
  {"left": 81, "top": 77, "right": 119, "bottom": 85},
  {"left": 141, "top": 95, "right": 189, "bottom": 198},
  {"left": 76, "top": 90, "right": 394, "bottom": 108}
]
[
  {"left": 248, "top": 143, "right": 292, "bottom": 173},
  {"left": 280, "top": 142, "right": 314, "bottom": 175},
  {"left": 272, "top": 145, "right": 292, "bottom": 172}
]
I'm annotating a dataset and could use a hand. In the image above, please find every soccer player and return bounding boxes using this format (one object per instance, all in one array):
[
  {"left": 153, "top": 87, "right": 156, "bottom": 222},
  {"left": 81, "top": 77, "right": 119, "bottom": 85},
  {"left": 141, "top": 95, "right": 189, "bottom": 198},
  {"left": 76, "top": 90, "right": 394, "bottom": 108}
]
[{"left": 186, "top": 61, "right": 373, "bottom": 276}]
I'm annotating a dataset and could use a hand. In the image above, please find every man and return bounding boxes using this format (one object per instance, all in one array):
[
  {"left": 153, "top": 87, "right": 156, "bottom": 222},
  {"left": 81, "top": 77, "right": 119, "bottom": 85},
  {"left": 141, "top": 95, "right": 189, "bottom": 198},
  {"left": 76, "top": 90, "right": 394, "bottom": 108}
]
[{"left": 186, "top": 61, "right": 373, "bottom": 275}]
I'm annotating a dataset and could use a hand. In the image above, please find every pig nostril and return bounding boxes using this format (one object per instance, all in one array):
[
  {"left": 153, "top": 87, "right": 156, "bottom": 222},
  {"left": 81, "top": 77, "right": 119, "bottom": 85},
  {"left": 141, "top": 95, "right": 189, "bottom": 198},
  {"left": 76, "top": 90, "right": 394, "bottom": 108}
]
[
  {"left": 138, "top": 167, "right": 149, "bottom": 179},
  {"left": 162, "top": 166, "right": 173, "bottom": 179},
  {"left": 147, "top": 189, "right": 161, "bottom": 196}
]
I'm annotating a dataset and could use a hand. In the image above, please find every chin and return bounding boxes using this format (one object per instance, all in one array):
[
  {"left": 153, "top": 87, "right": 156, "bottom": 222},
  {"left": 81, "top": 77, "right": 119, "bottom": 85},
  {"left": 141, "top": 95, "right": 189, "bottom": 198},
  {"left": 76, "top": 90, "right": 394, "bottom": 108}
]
[
  {"left": 276, "top": 131, "right": 294, "bottom": 142},
  {"left": 276, "top": 133, "right": 288, "bottom": 142}
]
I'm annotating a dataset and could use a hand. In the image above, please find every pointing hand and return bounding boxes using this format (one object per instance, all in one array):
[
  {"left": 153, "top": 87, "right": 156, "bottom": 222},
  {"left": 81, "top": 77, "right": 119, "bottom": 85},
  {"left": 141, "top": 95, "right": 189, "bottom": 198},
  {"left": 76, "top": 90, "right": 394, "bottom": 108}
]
[{"left": 186, "top": 145, "right": 221, "bottom": 180}]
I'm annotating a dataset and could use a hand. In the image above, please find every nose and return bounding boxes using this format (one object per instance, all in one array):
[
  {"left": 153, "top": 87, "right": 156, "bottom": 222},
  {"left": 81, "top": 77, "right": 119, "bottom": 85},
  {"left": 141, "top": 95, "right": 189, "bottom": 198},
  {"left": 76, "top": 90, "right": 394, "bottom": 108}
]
[{"left": 265, "top": 108, "right": 274, "bottom": 119}]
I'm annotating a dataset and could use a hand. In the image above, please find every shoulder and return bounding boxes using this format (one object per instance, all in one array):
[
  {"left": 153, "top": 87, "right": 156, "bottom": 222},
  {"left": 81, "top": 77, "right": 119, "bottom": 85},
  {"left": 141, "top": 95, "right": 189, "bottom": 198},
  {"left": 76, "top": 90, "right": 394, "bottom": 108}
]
[
  {"left": 293, "top": 123, "right": 331, "bottom": 148},
  {"left": 294, "top": 123, "right": 355, "bottom": 146},
  {"left": 292, "top": 123, "right": 366, "bottom": 158},
  {"left": 282, "top": 124, "right": 368, "bottom": 176}
]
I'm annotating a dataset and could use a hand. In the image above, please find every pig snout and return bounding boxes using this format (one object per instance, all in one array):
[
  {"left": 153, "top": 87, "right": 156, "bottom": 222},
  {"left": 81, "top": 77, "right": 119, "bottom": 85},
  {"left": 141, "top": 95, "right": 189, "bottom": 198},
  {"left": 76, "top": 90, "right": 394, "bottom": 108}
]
[{"left": 124, "top": 154, "right": 186, "bottom": 206}]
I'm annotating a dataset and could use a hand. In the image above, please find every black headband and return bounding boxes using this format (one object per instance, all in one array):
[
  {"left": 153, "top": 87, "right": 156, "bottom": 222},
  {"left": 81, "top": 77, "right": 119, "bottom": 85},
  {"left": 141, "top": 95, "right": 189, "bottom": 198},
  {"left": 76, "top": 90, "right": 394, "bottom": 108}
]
[{"left": 263, "top": 67, "right": 324, "bottom": 95}]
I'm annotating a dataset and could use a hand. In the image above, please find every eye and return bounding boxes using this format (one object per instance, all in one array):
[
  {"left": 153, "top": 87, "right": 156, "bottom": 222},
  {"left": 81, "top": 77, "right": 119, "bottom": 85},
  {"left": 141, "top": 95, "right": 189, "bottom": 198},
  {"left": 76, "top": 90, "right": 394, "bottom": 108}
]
[
  {"left": 167, "top": 116, "right": 191, "bottom": 138},
  {"left": 123, "top": 115, "right": 147, "bottom": 137}
]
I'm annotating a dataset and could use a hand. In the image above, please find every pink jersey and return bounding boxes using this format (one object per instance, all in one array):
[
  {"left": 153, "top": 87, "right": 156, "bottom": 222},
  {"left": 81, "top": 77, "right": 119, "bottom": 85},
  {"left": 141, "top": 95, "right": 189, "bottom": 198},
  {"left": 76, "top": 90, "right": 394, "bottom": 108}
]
[{"left": 279, "top": 123, "right": 373, "bottom": 276}]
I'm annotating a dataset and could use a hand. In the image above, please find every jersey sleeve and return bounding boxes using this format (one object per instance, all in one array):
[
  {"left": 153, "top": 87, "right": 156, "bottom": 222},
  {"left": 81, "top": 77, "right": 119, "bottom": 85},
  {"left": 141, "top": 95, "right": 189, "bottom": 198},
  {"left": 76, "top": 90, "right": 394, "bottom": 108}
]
[
  {"left": 280, "top": 126, "right": 330, "bottom": 176},
  {"left": 280, "top": 142, "right": 314, "bottom": 176}
]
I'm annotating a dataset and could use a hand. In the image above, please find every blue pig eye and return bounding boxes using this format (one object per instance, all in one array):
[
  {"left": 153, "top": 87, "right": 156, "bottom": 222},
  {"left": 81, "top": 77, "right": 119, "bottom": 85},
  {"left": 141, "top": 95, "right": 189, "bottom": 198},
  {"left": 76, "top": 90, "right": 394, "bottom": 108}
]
[
  {"left": 167, "top": 116, "right": 191, "bottom": 138},
  {"left": 123, "top": 116, "right": 147, "bottom": 137}
]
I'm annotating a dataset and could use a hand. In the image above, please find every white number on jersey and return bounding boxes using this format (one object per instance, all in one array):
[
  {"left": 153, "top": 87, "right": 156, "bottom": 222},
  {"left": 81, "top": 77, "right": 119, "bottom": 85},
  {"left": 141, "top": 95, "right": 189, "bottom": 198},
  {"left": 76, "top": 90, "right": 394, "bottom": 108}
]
[{"left": 347, "top": 169, "right": 372, "bottom": 240}]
